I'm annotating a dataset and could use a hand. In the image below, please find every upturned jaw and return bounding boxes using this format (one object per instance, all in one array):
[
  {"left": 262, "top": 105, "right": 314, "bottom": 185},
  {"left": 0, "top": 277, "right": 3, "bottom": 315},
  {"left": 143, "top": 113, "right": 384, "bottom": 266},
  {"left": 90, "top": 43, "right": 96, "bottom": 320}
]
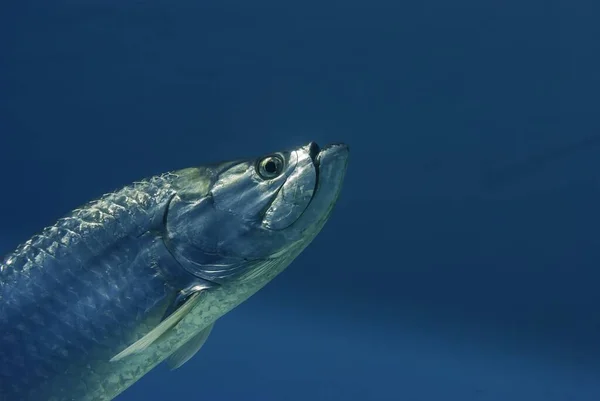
[
  {"left": 315, "top": 142, "right": 350, "bottom": 169},
  {"left": 291, "top": 142, "right": 349, "bottom": 235},
  {"left": 314, "top": 142, "right": 350, "bottom": 213}
]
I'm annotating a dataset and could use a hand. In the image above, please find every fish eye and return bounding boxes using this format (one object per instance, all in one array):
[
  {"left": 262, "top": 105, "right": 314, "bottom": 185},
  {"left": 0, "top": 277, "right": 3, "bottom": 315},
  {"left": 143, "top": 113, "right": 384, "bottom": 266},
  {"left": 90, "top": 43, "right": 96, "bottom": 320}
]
[{"left": 257, "top": 155, "right": 284, "bottom": 179}]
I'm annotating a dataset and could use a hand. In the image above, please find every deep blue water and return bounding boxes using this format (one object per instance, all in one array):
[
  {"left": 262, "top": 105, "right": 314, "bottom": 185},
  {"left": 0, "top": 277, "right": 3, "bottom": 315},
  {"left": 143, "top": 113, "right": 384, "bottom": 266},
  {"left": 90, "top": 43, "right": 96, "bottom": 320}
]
[{"left": 2, "top": 0, "right": 600, "bottom": 400}]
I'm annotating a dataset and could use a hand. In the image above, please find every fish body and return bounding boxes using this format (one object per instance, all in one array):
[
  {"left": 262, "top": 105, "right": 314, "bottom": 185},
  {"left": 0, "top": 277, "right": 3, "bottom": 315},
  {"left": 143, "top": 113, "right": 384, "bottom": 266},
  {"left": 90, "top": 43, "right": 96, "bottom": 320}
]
[{"left": 0, "top": 142, "right": 349, "bottom": 400}]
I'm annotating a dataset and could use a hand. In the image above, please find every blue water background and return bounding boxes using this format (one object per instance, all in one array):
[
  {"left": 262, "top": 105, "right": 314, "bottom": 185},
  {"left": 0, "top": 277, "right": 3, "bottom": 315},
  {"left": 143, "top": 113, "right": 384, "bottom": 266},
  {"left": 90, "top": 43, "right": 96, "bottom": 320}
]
[{"left": 2, "top": 1, "right": 600, "bottom": 400}]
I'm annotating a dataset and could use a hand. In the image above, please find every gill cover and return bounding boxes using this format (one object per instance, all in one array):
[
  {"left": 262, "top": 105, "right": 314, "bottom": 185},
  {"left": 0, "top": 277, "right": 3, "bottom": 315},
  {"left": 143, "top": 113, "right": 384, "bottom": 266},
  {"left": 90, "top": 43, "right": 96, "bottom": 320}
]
[{"left": 163, "top": 144, "right": 318, "bottom": 283}]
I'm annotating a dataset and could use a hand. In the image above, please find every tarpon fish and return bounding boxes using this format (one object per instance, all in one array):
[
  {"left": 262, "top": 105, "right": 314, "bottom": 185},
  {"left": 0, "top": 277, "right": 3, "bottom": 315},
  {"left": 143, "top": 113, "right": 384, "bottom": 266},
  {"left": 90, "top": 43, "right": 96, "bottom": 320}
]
[{"left": 0, "top": 142, "right": 349, "bottom": 401}]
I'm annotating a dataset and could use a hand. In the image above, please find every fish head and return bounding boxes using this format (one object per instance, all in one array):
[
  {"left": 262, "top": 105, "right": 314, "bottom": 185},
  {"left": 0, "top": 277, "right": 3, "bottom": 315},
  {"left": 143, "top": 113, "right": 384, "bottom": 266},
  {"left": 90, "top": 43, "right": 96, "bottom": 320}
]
[{"left": 164, "top": 142, "right": 349, "bottom": 284}]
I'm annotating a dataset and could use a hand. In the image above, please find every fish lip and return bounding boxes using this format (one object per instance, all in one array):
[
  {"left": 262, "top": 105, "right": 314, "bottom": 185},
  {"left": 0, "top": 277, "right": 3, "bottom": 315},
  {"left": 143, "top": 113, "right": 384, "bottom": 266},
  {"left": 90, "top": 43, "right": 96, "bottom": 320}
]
[
  {"left": 299, "top": 142, "right": 348, "bottom": 204},
  {"left": 308, "top": 142, "right": 349, "bottom": 169},
  {"left": 317, "top": 142, "right": 350, "bottom": 157},
  {"left": 309, "top": 142, "right": 349, "bottom": 197},
  {"left": 286, "top": 141, "right": 348, "bottom": 234},
  {"left": 309, "top": 141, "right": 349, "bottom": 204},
  {"left": 314, "top": 142, "right": 350, "bottom": 172}
]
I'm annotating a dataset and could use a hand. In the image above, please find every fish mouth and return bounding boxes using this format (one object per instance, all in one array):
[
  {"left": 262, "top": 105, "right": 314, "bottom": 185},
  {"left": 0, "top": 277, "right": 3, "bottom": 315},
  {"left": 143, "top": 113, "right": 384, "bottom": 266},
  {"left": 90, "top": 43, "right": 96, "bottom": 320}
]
[
  {"left": 310, "top": 142, "right": 349, "bottom": 194},
  {"left": 290, "top": 142, "right": 349, "bottom": 233},
  {"left": 313, "top": 142, "right": 349, "bottom": 167},
  {"left": 306, "top": 141, "right": 350, "bottom": 187}
]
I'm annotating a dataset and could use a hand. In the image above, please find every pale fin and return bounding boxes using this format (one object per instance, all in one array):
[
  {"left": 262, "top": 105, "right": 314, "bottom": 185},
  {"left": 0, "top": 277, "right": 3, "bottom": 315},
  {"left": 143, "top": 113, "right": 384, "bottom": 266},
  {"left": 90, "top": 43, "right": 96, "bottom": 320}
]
[
  {"left": 110, "top": 291, "right": 204, "bottom": 362},
  {"left": 166, "top": 322, "right": 215, "bottom": 370}
]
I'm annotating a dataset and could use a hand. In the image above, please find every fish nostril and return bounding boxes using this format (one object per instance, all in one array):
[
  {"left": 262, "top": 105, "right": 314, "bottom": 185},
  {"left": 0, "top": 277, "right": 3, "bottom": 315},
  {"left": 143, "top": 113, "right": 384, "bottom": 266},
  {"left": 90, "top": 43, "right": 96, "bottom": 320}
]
[{"left": 308, "top": 142, "right": 320, "bottom": 161}]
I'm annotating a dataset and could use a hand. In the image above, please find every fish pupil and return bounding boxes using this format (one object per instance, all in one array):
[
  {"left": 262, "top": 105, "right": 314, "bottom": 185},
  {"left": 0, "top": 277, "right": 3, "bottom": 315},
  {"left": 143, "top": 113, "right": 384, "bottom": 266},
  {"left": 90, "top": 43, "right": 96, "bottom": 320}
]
[{"left": 265, "top": 160, "right": 277, "bottom": 174}]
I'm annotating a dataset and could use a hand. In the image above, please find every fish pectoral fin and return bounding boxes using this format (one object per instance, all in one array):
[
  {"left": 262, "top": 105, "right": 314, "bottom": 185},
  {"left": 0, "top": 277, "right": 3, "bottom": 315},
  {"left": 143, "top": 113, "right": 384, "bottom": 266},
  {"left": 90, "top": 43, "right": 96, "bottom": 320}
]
[
  {"left": 109, "top": 291, "right": 204, "bottom": 362},
  {"left": 166, "top": 322, "right": 215, "bottom": 370}
]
